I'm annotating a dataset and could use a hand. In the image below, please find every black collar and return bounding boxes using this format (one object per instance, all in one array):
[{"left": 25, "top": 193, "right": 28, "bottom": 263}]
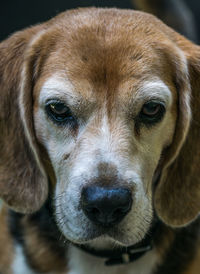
[{"left": 74, "top": 219, "right": 159, "bottom": 266}]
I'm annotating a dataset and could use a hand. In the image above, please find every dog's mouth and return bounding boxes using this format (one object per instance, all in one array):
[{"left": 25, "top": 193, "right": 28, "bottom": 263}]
[
  {"left": 60, "top": 212, "right": 156, "bottom": 247},
  {"left": 66, "top": 217, "right": 159, "bottom": 266},
  {"left": 62, "top": 222, "right": 123, "bottom": 245}
]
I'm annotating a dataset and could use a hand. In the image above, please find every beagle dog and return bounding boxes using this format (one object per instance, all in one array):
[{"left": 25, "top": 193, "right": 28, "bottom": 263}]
[{"left": 0, "top": 7, "right": 200, "bottom": 274}]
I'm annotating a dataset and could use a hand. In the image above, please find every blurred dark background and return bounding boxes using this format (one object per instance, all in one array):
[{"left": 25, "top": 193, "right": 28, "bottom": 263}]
[{"left": 1, "top": 0, "right": 200, "bottom": 43}]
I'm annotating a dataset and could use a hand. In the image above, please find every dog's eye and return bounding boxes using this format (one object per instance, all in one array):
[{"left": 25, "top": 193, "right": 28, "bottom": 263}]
[
  {"left": 139, "top": 101, "right": 166, "bottom": 125},
  {"left": 45, "top": 101, "right": 76, "bottom": 125}
]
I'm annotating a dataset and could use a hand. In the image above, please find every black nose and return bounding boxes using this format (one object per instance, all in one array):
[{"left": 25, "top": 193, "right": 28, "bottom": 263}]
[{"left": 81, "top": 186, "right": 132, "bottom": 227}]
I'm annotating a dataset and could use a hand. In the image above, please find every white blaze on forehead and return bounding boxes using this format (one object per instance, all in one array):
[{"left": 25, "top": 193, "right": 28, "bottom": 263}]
[
  {"left": 137, "top": 80, "right": 173, "bottom": 106},
  {"left": 99, "top": 111, "right": 112, "bottom": 156}
]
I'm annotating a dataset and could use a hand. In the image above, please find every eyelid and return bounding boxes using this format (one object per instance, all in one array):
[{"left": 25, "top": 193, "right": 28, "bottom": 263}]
[
  {"left": 136, "top": 80, "right": 172, "bottom": 105},
  {"left": 45, "top": 98, "right": 68, "bottom": 106},
  {"left": 143, "top": 99, "right": 166, "bottom": 106}
]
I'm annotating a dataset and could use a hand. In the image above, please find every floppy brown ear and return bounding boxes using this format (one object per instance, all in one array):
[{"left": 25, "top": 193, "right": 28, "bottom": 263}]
[
  {"left": 0, "top": 26, "right": 48, "bottom": 213},
  {"left": 154, "top": 34, "right": 200, "bottom": 227}
]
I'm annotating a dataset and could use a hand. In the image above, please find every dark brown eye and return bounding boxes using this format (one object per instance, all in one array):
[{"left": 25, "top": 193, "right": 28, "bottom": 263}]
[
  {"left": 45, "top": 101, "right": 76, "bottom": 125},
  {"left": 50, "top": 103, "right": 68, "bottom": 115},
  {"left": 139, "top": 101, "right": 166, "bottom": 125},
  {"left": 142, "top": 102, "right": 161, "bottom": 116}
]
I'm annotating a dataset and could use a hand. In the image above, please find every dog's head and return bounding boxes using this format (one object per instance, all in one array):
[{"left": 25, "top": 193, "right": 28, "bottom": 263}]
[{"left": 0, "top": 8, "right": 199, "bottom": 247}]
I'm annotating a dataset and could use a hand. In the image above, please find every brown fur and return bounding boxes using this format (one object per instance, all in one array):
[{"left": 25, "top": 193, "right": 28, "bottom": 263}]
[
  {"left": 0, "top": 206, "right": 14, "bottom": 274},
  {"left": 154, "top": 35, "right": 200, "bottom": 226},
  {"left": 0, "top": 25, "right": 48, "bottom": 213},
  {"left": 184, "top": 249, "right": 200, "bottom": 274},
  {"left": 20, "top": 216, "right": 67, "bottom": 273},
  {"left": 0, "top": 7, "right": 199, "bottom": 272}
]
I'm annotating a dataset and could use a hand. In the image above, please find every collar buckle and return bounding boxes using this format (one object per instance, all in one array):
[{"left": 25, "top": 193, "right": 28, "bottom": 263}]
[{"left": 105, "top": 244, "right": 152, "bottom": 266}]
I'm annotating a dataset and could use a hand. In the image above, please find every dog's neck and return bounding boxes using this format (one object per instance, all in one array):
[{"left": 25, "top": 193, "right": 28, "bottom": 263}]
[
  {"left": 8, "top": 201, "right": 200, "bottom": 274},
  {"left": 68, "top": 244, "right": 159, "bottom": 274},
  {"left": 67, "top": 219, "right": 160, "bottom": 274},
  {"left": 73, "top": 218, "right": 159, "bottom": 267}
]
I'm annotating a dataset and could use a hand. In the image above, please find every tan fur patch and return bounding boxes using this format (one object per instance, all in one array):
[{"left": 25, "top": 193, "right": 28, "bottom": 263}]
[
  {"left": 184, "top": 247, "right": 200, "bottom": 274},
  {"left": 21, "top": 216, "right": 68, "bottom": 273}
]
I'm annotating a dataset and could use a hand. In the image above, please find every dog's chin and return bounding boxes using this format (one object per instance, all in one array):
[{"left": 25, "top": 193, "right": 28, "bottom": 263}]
[
  {"left": 86, "top": 235, "right": 135, "bottom": 249},
  {"left": 62, "top": 225, "right": 149, "bottom": 248}
]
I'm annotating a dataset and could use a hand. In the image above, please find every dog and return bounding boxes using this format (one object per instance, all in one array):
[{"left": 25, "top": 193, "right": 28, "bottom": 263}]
[{"left": 0, "top": 7, "right": 200, "bottom": 274}]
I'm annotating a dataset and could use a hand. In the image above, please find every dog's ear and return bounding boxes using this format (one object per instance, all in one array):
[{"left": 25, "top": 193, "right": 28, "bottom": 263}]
[
  {"left": 154, "top": 33, "right": 200, "bottom": 227},
  {"left": 0, "top": 26, "right": 48, "bottom": 213}
]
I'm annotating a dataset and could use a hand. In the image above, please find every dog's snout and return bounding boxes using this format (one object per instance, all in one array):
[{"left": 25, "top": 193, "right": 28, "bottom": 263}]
[{"left": 81, "top": 186, "right": 132, "bottom": 227}]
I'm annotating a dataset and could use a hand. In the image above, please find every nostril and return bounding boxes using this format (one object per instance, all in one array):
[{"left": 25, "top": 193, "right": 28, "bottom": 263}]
[
  {"left": 114, "top": 208, "right": 126, "bottom": 216},
  {"left": 119, "top": 200, "right": 132, "bottom": 213},
  {"left": 112, "top": 205, "right": 130, "bottom": 218},
  {"left": 86, "top": 207, "right": 100, "bottom": 215}
]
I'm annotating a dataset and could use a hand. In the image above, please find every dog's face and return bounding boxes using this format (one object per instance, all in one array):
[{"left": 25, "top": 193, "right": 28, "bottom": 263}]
[
  {"left": 33, "top": 11, "right": 178, "bottom": 246},
  {"left": 0, "top": 8, "right": 199, "bottom": 247}
]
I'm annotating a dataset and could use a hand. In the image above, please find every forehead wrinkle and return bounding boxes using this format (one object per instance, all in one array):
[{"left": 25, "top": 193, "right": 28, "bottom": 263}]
[
  {"left": 117, "top": 79, "right": 173, "bottom": 118},
  {"left": 40, "top": 87, "right": 78, "bottom": 104},
  {"left": 38, "top": 76, "right": 93, "bottom": 109},
  {"left": 134, "top": 80, "right": 173, "bottom": 106},
  {"left": 39, "top": 77, "right": 78, "bottom": 102}
]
